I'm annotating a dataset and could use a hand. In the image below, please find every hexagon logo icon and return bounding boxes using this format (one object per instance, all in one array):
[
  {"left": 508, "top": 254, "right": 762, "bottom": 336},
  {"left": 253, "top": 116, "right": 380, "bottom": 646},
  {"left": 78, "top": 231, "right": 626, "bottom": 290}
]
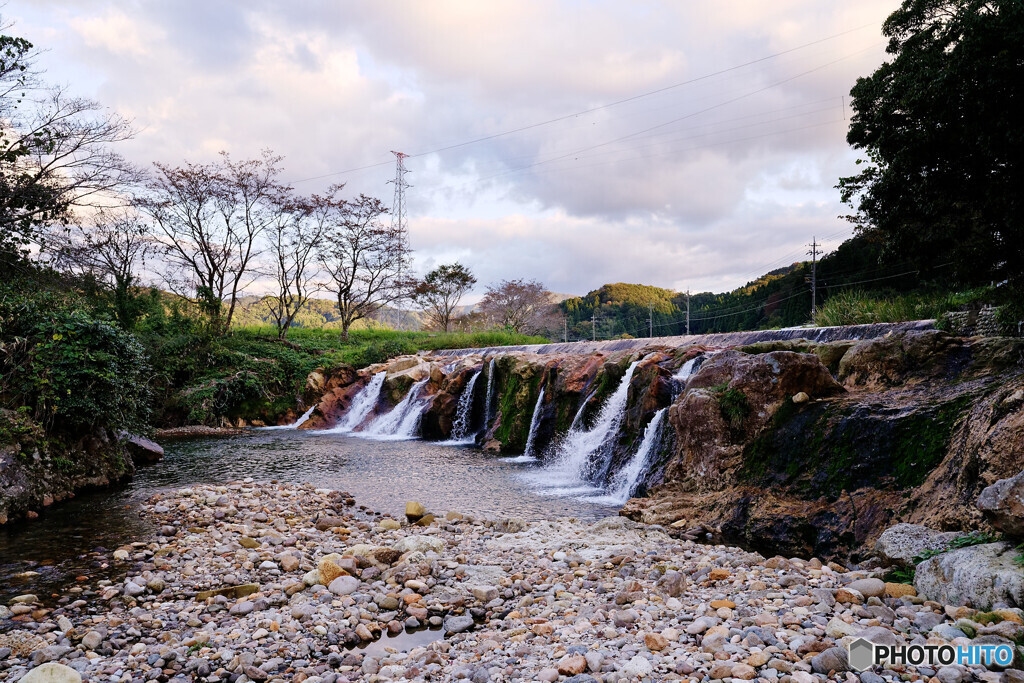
[{"left": 848, "top": 638, "right": 875, "bottom": 672}]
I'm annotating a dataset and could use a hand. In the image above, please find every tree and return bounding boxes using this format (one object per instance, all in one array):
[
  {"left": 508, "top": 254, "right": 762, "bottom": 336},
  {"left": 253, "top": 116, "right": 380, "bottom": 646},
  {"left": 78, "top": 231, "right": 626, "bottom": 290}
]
[
  {"left": 316, "top": 189, "right": 411, "bottom": 341},
  {"left": 838, "top": 0, "right": 1024, "bottom": 293},
  {"left": 262, "top": 194, "right": 328, "bottom": 339},
  {"left": 413, "top": 262, "right": 476, "bottom": 332},
  {"left": 478, "top": 278, "right": 553, "bottom": 333},
  {"left": 1, "top": 27, "right": 139, "bottom": 258},
  {"left": 45, "top": 209, "right": 156, "bottom": 329},
  {"left": 140, "top": 150, "right": 288, "bottom": 334}
]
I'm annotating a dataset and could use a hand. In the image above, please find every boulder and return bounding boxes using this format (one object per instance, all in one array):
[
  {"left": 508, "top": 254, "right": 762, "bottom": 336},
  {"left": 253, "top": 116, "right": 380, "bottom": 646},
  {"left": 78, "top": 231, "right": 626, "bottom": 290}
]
[
  {"left": 914, "top": 542, "right": 1024, "bottom": 610},
  {"left": 120, "top": 433, "right": 164, "bottom": 464},
  {"left": 393, "top": 536, "right": 444, "bottom": 555},
  {"left": 20, "top": 662, "right": 82, "bottom": 683},
  {"left": 978, "top": 471, "right": 1024, "bottom": 537},
  {"left": 874, "top": 523, "right": 959, "bottom": 568},
  {"left": 405, "top": 501, "right": 426, "bottom": 522}
]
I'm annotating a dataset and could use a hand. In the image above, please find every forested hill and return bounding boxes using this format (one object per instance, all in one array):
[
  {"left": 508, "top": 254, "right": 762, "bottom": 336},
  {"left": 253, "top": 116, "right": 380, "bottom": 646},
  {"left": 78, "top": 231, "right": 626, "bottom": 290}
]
[{"left": 560, "top": 235, "right": 945, "bottom": 340}]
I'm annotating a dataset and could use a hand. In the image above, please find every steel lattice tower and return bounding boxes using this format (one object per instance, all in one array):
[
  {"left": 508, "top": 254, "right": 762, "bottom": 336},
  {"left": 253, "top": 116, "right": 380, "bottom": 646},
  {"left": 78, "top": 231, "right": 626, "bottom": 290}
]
[
  {"left": 388, "top": 151, "right": 411, "bottom": 249},
  {"left": 388, "top": 151, "right": 411, "bottom": 328}
]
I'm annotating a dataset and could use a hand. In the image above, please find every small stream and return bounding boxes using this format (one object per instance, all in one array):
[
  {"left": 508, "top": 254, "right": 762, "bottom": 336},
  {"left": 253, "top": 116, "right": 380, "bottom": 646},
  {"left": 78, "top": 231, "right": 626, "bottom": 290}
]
[{"left": 0, "top": 430, "right": 614, "bottom": 604}]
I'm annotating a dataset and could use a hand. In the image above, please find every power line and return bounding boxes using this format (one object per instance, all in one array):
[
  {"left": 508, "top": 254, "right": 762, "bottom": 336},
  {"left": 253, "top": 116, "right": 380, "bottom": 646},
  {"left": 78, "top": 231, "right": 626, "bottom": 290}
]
[{"left": 289, "top": 24, "right": 879, "bottom": 185}]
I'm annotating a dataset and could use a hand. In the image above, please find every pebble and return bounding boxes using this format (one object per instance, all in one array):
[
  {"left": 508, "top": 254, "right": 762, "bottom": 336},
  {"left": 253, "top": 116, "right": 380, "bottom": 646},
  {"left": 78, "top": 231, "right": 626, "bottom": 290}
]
[{"left": 1, "top": 481, "right": 1010, "bottom": 683}]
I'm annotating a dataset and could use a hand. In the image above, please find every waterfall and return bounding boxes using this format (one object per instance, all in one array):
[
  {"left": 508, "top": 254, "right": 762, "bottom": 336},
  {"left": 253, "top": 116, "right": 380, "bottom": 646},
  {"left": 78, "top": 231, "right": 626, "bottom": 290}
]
[
  {"left": 327, "top": 371, "right": 387, "bottom": 433},
  {"left": 447, "top": 369, "right": 482, "bottom": 444},
  {"left": 591, "top": 407, "right": 667, "bottom": 505},
  {"left": 525, "top": 360, "right": 640, "bottom": 494},
  {"left": 519, "top": 386, "right": 546, "bottom": 461},
  {"left": 483, "top": 358, "right": 496, "bottom": 431},
  {"left": 674, "top": 356, "right": 700, "bottom": 382},
  {"left": 258, "top": 404, "right": 316, "bottom": 430},
  {"left": 568, "top": 389, "right": 597, "bottom": 432},
  {"left": 362, "top": 379, "right": 429, "bottom": 440}
]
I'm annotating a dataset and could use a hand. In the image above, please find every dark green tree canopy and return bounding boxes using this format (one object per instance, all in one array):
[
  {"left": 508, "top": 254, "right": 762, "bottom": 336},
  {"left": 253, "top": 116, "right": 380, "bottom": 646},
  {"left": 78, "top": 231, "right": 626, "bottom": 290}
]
[{"left": 839, "top": 0, "right": 1023, "bottom": 289}]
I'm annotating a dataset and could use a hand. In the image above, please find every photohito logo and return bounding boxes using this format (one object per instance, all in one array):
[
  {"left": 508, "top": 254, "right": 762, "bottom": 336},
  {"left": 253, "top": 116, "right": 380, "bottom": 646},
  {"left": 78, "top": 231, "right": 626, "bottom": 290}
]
[{"left": 847, "top": 638, "right": 1015, "bottom": 671}]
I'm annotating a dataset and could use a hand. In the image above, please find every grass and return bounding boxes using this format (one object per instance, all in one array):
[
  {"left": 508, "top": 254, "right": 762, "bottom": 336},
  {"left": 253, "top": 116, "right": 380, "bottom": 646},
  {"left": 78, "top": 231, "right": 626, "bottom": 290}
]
[
  {"left": 812, "top": 288, "right": 994, "bottom": 327},
  {"left": 161, "top": 327, "right": 549, "bottom": 426}
]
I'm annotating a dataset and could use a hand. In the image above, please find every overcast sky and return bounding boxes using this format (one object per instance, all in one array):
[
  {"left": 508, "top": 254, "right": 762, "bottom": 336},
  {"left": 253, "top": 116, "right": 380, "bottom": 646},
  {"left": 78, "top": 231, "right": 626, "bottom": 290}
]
[{"left": 7, "top": 0, "right": 898, "bottom": 299}]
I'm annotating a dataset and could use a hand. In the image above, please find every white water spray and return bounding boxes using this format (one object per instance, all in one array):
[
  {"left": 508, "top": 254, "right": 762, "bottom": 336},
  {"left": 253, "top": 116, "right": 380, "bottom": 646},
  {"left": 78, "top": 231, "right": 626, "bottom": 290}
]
[
  {"left": 447, "top": 369, "right": 482, "bottom": 444},
  {"left": 328, "top": 372, "right": 386, "bottom": 433},
  {"left": 258, "top": 404, "right": 316, "bottom": 430},
  {"left": 483, "top": 358, "right": 496, "bottom": 430},
  {"left": 521, "top": 386, "right": 546, "bottom": 460},
  {"left": 362, "top": 379, "right": 429, "bottom": 440},
  {"left": 526, "top": 360, "right": 640, "bottom": 493},
  {"left": 589, "top": 407, "right": 667, "bottom": 505}
]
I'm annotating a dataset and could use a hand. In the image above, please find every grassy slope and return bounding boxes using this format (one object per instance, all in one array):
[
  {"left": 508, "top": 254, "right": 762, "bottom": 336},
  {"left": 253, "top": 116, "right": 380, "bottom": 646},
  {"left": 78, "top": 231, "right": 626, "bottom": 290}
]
[{"left": 157, "top": 327, "right": 548, "bottom": 427}]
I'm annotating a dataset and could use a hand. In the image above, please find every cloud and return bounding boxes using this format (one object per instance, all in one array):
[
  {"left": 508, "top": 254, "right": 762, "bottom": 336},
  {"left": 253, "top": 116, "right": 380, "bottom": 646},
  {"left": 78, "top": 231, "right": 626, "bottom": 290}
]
[{"left": 5, "top": 0, "right": 899, "bottom": 297}]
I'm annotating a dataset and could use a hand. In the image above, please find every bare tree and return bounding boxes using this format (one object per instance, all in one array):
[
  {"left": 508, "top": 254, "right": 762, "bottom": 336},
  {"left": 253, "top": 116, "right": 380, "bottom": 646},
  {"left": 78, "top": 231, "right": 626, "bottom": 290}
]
[
  {"left": 139, "top": 150, "right": 288, "bottom": 334},
  {"left": 261, "top": 194, "right": 328, "bottom": 339},
  {"left": 479, "top": 278, "right": 554, "bottom": 333},
  {"left": 412, "top": 262, "right": 477, "bottom": 332},
  {"left": 1, "top": 26, "right": 139, "bottom": 255},
  {"left": 316, "top": 189, "right": 411, "bottom": 341},
  {"left": 45, "top": 208, "right": 156, "bottom": 327}
]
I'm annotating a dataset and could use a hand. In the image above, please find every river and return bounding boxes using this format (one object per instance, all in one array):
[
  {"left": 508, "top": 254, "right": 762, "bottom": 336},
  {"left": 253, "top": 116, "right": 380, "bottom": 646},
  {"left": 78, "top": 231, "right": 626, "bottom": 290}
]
[{"left": 0, "top": 430, "right": 614, "bottom": 603}]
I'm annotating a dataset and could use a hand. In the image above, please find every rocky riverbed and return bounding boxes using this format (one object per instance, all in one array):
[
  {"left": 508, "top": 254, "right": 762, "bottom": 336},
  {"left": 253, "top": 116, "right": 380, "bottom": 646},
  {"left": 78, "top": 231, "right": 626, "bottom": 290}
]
[{"left": 2, "top": 481, "right": 1023, "bottom": 683}]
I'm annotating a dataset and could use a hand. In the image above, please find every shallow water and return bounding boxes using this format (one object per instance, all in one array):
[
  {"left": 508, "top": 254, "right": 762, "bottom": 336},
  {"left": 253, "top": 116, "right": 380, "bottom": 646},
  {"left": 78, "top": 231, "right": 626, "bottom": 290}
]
[{"left": 0, "top": 430, "right": 613, "bottom": 602}]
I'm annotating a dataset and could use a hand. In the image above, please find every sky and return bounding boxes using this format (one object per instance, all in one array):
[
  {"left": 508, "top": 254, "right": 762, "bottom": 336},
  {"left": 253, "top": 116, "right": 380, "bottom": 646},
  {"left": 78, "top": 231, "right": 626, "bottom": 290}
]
[{"left": 5, "top": 0, "right": 899, "bottom": 299}]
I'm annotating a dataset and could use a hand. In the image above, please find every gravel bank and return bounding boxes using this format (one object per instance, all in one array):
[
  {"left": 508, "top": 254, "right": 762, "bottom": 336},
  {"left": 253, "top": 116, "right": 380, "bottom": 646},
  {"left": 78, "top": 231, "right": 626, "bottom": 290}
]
[{"left": 2, "top": 480, "right": 1021, "bottom": 682}]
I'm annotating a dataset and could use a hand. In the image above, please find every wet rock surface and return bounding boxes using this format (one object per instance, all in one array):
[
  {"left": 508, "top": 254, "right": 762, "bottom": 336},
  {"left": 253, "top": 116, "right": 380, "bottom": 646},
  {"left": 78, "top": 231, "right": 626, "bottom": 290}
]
[{"left": 4, "top": 480, "right": 1022, "bottom": 682}]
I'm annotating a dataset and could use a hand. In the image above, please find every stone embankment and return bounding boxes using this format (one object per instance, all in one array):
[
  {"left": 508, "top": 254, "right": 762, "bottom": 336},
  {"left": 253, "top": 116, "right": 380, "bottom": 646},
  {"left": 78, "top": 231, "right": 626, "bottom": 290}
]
[
  {"left": 3, "top": 482, "right": 1023, "bottom": 682},
  {"left": 295, "top": 326, "right": 1024, "bottom": 561}
]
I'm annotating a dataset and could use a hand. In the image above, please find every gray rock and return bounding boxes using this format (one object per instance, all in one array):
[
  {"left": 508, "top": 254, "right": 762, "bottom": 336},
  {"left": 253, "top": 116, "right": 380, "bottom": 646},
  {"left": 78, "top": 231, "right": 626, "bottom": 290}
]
[
  {"left": 444, "top": 615, "right": 475, "bottom": 634},
  {"left": 81, "top": 631, "right": 103, "bottom": 650},
  {"left": 327, "top": 575, "right": 360, "bottom": 596},
  {"left": 854, "top": 626, "right": 903, "bottom": 646},
  {"left": 859, "top": 672, "right": 885, "bottom": 683},
  {"left": 847, "top": 578, "right": 886, "bottom": 598},
  {"left": 811, "top": 647, "right": 849, "bottom": 674},
  {"left": 657, "top": 570, "right": 686, "bottom": 597},
  {"left": 874, "top": 523, "right": 959, "bottom": 568},
  {"left": 120, "top": 433, "right": 164, "bottom": 464},
  {"left": 229, "top": 600, "right": 254, "bottom": 616},
  {"left": 978, "top": 471, "right": 1024, "bottom": 537},
  {"left": 914, "top": 542, "right": 1024, "bottom": 610},
  {"left": 914, "top": 611, "right": 945, "bottom": 632},
  {"left": 936, "top": 665, "right": 963, "bottom": 683}
]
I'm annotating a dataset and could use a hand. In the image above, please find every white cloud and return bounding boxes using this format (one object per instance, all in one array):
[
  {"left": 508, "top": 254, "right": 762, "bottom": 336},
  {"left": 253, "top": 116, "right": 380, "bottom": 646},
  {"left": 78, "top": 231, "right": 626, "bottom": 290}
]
[{"left": 6, "top": 0, "right": 899, "bottom": 298}]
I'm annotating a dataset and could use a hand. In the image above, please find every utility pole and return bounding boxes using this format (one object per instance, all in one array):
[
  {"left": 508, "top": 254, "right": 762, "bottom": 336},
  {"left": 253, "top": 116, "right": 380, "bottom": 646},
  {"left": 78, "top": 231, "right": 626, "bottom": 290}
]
[
  {"left": 648, "top": 303, "right": 654, "bottom": 338},
  {"left": 592, "top": 312, "right": 597, "bottom": 341},
  {"left": 808, "top": 237, "right": 820, "bottom": 319},
  {"left": 686, "top": 290, "right": 691, "bottom": 336},
  {"left": 563, "top": 317, "right": 568, "bottom": 344}
]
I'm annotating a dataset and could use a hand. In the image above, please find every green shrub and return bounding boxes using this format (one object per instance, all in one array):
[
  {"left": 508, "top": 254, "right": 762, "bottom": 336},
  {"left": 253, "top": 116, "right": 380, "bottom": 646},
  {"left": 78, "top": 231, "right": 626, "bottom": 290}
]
[{"left": 0, "top": 290, "right": 151, "bottom": 435}]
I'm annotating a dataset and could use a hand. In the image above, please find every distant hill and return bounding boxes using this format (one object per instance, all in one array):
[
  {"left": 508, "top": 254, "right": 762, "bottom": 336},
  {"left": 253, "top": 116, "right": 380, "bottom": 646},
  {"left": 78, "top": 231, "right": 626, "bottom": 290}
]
[{"left": 560, "top": 235, "right": 927, "bottom": 339}]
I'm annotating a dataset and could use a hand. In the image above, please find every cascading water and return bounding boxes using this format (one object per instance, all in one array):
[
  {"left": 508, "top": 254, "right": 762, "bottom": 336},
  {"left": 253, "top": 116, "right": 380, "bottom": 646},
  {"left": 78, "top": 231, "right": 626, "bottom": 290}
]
[
  {"left": 483, "top": 358, "right": 496, "bottom": 431},
  {"left": 259, "top": 404, "right": 316, "bottom": 430},
  {"left": 568, "top": 389, "right": 597, "bottom": 432},
  {"left": 328, "top": 371, "right": 386, "bottom": 433},
  {"left": 362, "top": 379, "right": 429, "bottom": 440},
  {"left": 513, "top": 386, "right": 546, "bottom": 462},
  {"left": 447, "top": 369, "right": 482, "bottom": 444},
  {"left": 524, "top": 361, "right": 640, "bottom": 495},
  {"left": 674, "top": 357, "right": 700, "bottom": 382},
  {"left": 587, "top": 407, "right": 667, "bottom": 505}
]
